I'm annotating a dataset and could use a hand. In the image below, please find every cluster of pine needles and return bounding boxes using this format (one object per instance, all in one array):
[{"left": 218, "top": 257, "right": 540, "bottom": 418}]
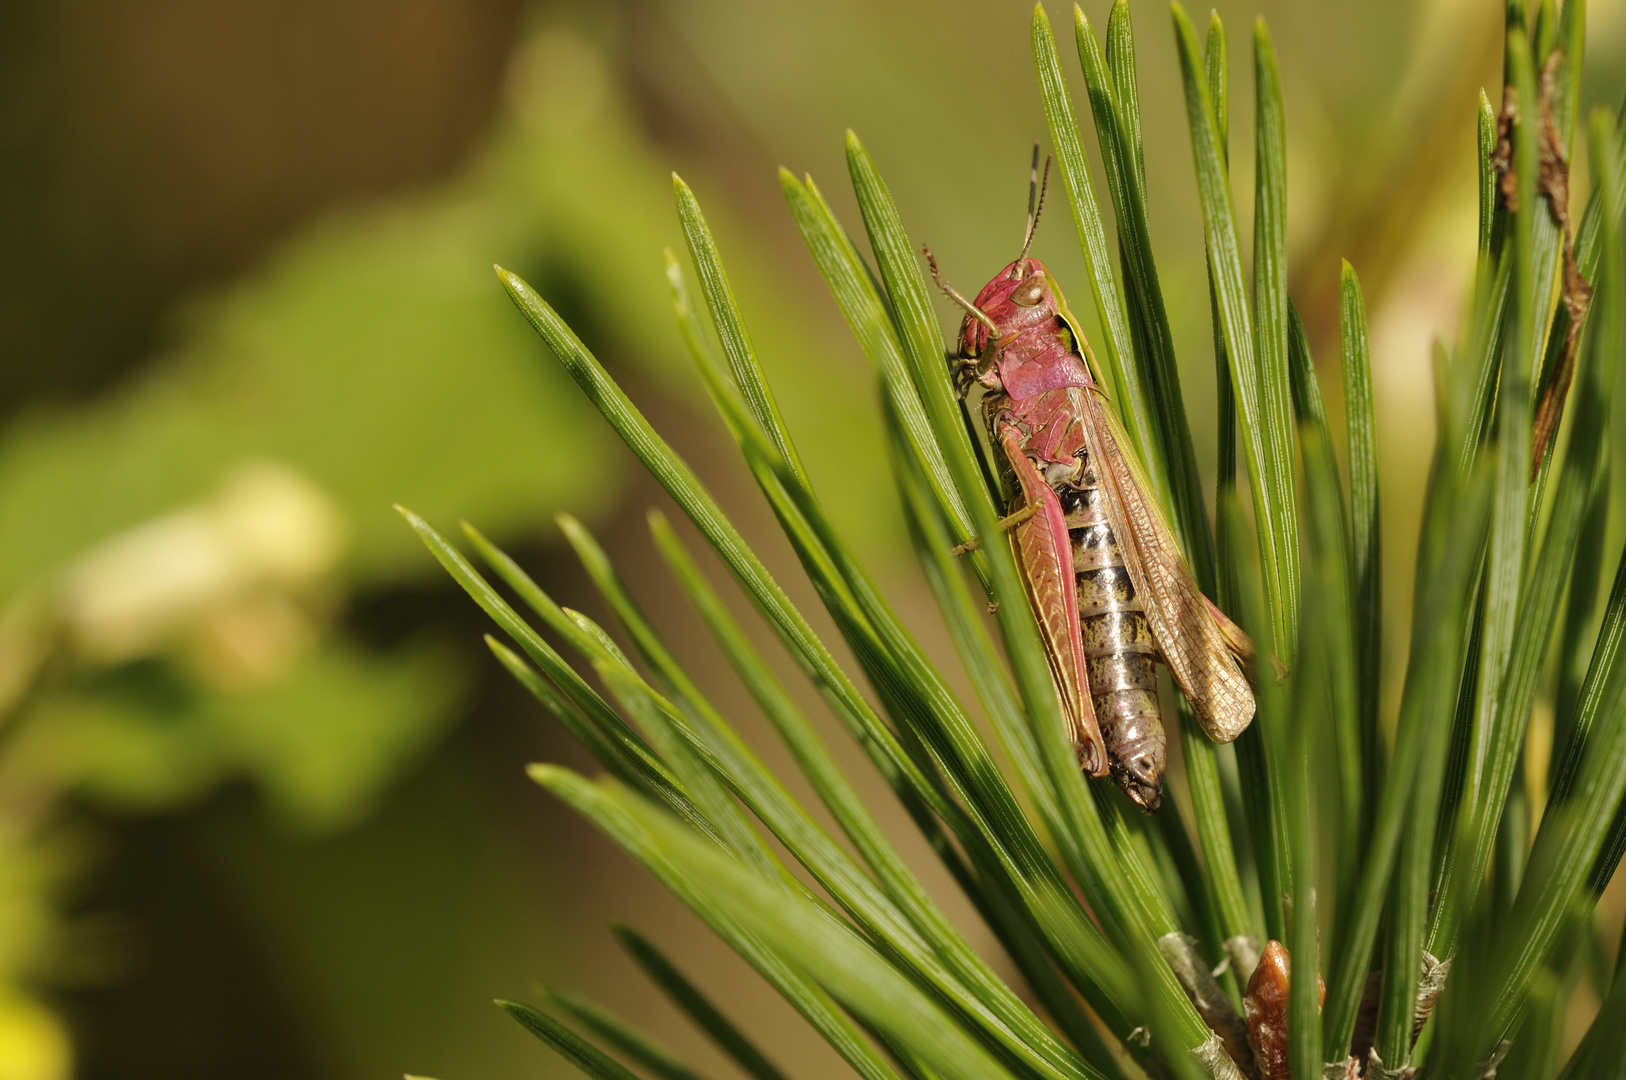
[{"left": 402, "top": 2, "right": 1626, "bottom": 1078}]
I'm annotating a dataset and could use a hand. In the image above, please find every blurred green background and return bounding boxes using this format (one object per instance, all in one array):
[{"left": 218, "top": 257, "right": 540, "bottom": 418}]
[{"left": 1, "top": 1, "right": 1624, "bottom": 1078}]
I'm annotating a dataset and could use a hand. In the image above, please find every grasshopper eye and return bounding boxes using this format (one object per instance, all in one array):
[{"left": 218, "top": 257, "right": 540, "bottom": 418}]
[{"left": 1010, "top": 277, "right": 1045, "bottom": 307}]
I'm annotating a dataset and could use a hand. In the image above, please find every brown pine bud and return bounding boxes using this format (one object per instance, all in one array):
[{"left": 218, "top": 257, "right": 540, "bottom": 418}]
[{"left": 1244, "top": 940, "right": 1325, "bottom": 1080}]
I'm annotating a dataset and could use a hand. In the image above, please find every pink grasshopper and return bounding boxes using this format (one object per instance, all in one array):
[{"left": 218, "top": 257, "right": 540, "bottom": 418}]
[{"left": 929, "top": 157, "right": 1255, "bottom": 811}]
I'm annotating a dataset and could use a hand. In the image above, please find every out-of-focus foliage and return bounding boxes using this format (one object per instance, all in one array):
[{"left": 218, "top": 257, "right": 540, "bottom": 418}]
[
  {"left": 0, "top": 2, "right": 918, "bottom": 833},
  {"left": 0, "top": 8, "right": 902, "bottom": 1077}
]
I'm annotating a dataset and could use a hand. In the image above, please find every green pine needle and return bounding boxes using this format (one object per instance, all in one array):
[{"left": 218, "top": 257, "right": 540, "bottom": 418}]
[{"left": 402, "top": 5, "right": 1626, "bottom": 1079}]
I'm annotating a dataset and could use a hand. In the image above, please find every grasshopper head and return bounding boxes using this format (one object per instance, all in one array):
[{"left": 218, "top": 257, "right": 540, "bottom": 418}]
[
  {"left": 951, "top": 149, "right": 1078, "bottom": 383},
  {"left": 955, "top": 259, "right": 1094, "bottom": 399},
  {"left": 956, "top": 257, "right": 1056, "bottom": 358}
]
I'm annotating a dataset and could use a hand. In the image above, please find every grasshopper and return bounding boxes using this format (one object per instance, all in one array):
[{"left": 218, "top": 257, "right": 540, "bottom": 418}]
[{"left": 929, "top": 153, "right": 1255, "bottom": 812}]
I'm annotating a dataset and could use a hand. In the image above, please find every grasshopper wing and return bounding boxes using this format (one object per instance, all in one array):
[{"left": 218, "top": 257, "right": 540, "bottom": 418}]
[
  {"left": 997, "top": 425, "right": 1109, "bottom": 776},
  {"left": 1075, "top": 390, "right": 1256, "bottom": 741}
]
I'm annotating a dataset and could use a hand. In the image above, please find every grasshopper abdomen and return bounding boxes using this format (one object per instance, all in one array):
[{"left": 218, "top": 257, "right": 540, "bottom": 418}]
[{"left": 1063, "top": 461, "right": 1165, "bottom": 810}]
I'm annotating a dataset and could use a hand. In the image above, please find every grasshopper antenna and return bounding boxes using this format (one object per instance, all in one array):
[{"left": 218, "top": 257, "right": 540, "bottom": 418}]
[
  {"left": 1018, "top": 146, "right": 1052, "bottom": 264},
  {"left": 924, "top": 247, "right": 999, "bottom": 333}
]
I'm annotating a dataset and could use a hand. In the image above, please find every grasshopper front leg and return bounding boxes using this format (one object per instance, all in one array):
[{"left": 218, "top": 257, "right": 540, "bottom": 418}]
[{"left": 950, "top": 352, "right": 998, "bottom": 398}]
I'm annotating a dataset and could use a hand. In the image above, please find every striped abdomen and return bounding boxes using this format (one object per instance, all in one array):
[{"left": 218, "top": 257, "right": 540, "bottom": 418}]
[{"left": 1061, "top": 459, "right": 1167, "bottom": 811}]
